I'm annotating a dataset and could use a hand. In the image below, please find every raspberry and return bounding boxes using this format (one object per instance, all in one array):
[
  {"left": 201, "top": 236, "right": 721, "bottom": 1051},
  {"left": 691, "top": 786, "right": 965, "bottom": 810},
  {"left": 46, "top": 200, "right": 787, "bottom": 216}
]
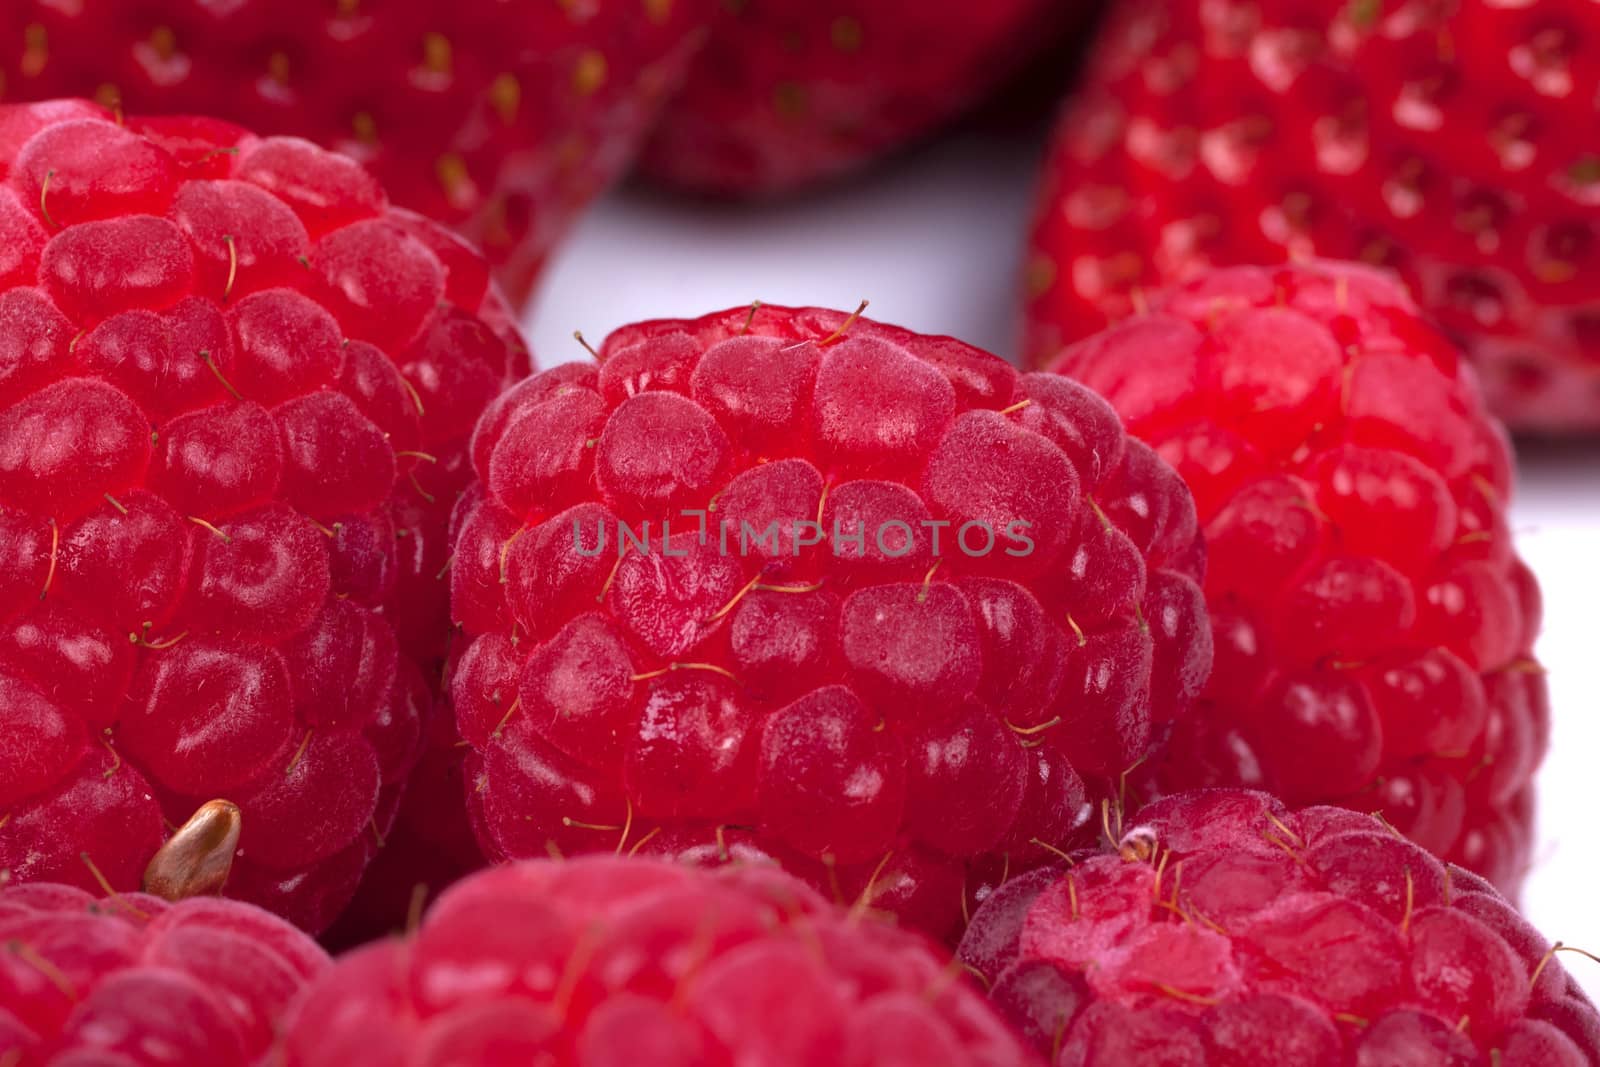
[
  {"left": 640, "top": 1, "right": 1083, "bottom": 195},
  {"left": 0, "top": 880, "right": 327, "bottom": 1066},
  {"left": 280, "top": 854, "right": 1040, "bottom": 1067},
  {"left": 2, "top": 0, "right": 712, "bottom": 303},
  {"left": 452, "top": 303, "right": 1211, "bottom": 943},
  {"left": 960, "top": 789, "right": 1600, "bottom": 1067},
  {"left": 1052, "top": 261, "right": 1545, "bottom": 893},
  {"left": 1023, "top": 0, "right": 1600, "bottom": 432},
  {"left": 0, "top": 100, "right": 527, "bottom": 932}
]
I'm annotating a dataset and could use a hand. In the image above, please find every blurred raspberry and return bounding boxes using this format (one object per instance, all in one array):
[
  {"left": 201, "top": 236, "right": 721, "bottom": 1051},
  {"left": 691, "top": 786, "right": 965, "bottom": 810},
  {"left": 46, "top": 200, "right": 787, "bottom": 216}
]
[
  {"left": 1024, "top": 0, "right": 1600, "bottom": 432},
  {"left": 282, "top": 855, "right": 1040, "bottom": 1067},
  {"left": 641, "top": 0, "right": 1086, "bottom": 195},
  {"left": 1, "top": 0, "right": 712, "bottom": 303}
]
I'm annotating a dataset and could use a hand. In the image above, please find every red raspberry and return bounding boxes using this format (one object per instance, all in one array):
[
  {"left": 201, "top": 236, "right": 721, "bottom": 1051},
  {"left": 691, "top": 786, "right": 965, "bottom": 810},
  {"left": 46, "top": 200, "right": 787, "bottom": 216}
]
[
  {"left": 0, "top": 100, "right": 527, "bottom": 932},
  {"left": 0, "top": 880, "right": 327, "bottom": 1066},
  {"left": 640, "top": 1, "right": 1083, "bottom": 196},
  {"left": 960, "top": 789, "right": 1600, "bottom": 1067},
  {"left": 1023, "top": 0, "right": 1600, "bottom": 432},
  {"left": 1, "top": 0, "right": 711, "bottom": 303},
  {"left": 451, "top": 303, "right": 1211, "bottom": 943},
  {"left": 280, "top": 855, "right": 1041, "bottom": 1067},
  {"left": 1051, "top": 261, "right": 1545, "bottom": 893}
]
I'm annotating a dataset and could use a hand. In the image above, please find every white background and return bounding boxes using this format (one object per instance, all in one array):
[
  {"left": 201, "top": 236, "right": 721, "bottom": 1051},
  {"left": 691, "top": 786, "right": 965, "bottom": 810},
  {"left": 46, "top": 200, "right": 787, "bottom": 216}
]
[{"left": 522, "top": 127, "right": 1600, "bottom": 999}]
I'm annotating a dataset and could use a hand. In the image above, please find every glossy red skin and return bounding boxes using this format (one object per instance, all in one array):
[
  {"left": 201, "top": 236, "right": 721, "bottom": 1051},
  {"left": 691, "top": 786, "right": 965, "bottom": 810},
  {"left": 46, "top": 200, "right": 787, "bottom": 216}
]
[
  {"left": 0, "top": 100, "right": 527, "bottom": 934},
  {"left": 282, "top": 855, "right": 1041, "bottom": 1067},
  {"left": 1052, "top": 261, "right": 1545, "bottom": 894},
  {"left": 0, "top": 883, "right": 328, "bottom": 1067},
  {"left": 641, "top": 0, "right": 1083, "bottom": 196},
  {"left": 452, "top": 304, "right": 1212, "bottom": 945},
  {"left": 0, "top": 0, "right": 712, "bottom": 304},
  {"left": 1024, "top": 0, "right": 1600, "bottom": 432},
  {"left": 961, "top": 789, "right": 1600, "bottom": 1067}
]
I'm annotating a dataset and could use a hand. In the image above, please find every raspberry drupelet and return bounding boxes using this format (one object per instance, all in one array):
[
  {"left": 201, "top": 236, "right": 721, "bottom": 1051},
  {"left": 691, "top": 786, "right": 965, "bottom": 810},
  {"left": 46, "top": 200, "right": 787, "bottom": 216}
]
[
  {"left": 280, "top": 854, "right": 1042, "bottom": 1067},
  {"left": 960, "top": 789, "right": 1600, "bottom": 1067},
  {"left": 0, "top": 881, "right": 328, "bottom": 1066},
  {"left": 450, "top": 303, "right": 1212, "bottom": 943},
  {"left": 0, "top": 100, "right": 527, "bottom": 933},
  {"left": 321, "top": 701, "right": 488, "bottom": 949},
  {"left": 1052, "top": 261, "right": 1546, "bottom": 893},
  {"left": 1023, "top": 0, "right": 1600, "bottom": 432},
  {"left": 1, "top": 0, "right": 713, "bottom": 304}
]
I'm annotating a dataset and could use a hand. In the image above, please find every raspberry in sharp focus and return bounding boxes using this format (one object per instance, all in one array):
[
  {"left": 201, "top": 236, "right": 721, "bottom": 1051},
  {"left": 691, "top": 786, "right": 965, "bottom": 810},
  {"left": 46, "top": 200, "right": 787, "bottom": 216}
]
[
  {"left": 0, "top": 882, "right": 328, "bottom": 1066},
  {"left": 320, "top": 697, "right": 487, "bottom": 949},
  {"left": 1024, "top": 0, "right": 1600, "bottom": 432},
  {"left": 280, "top": 854, "right": 1043, "bottom": 1067},
  {"left": 960, "top": 788, "right": 1600, "bottom": 1067},
  {"left": 0, "top": 0, "right": 713, "bottom": 305},
  {"left": 639, "top": 0, "right": 1089, "bottom": 196},
  {"left": 1053, "top": 260, "right": 1546, "bottom": 894},
  {"left": 0, "top": 99, "right": 528, "bottom": 933},
  {"left": 451, "top": 303, "right": 1212, "bottom": 944}
]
